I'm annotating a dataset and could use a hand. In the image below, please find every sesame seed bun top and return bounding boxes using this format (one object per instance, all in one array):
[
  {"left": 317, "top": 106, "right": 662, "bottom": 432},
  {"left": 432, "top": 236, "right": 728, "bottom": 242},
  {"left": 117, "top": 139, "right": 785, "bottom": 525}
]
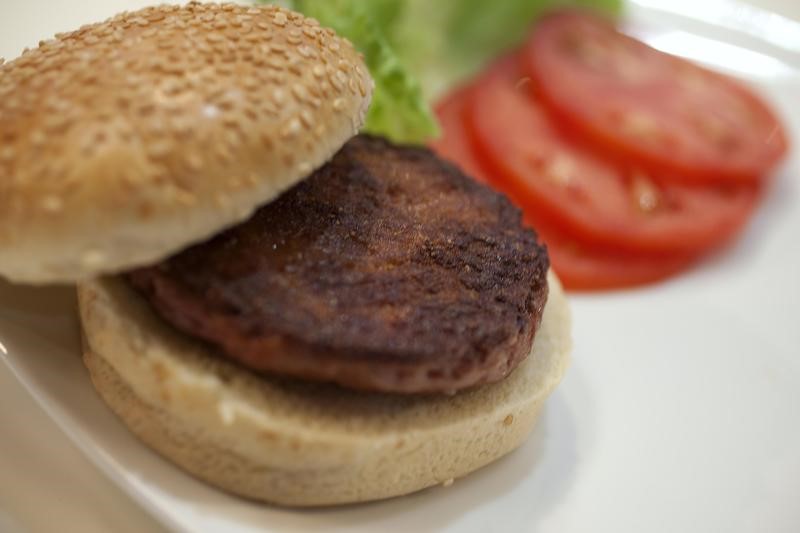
[{"left": 0, "top": 2, "right": 373, "bottom": 284}]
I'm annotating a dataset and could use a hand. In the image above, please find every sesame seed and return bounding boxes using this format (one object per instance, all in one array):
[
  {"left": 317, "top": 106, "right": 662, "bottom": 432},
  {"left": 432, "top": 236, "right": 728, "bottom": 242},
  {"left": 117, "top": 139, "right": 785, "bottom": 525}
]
[
  {"left": 273, "top": 12, "right": 287, "bottom": 26},
  {"left": 299, "top": 109, "right": 313, "bottom": 128},
  {"left": 318, "top": 80, "right": 331, "bottom": 97},
  {"left": 265, "top": 56, "right": 285, "bottom": 70},
  {"left": 291, "top": 83, "right": 308, "bottom": 102},
  {"left": 280, "top": 117, "right": 302, "bottom": 138},
  {"left": 286, "top": 58, "right": 304, "bottom": 76},
  {"left": 297, "top": 45, "right": 315, "bottom": 59},
  {"left": 146, "top": 11, "right": 166, "bottom": 22},
  {"left": 330, "top": 75, "right": 344, "bottom": 91},
  {"left": 260, "top": 100, "right": 279, "bottom": 117},
  {"left": 241, "top": 76, "right": 259, "bottom": 90}
]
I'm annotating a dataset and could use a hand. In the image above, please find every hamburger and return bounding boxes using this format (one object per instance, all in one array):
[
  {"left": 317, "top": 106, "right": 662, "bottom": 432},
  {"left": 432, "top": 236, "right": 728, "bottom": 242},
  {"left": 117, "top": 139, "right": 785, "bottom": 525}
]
[{"left": 0, "top": 2, "right": 571, "bottom": 506}]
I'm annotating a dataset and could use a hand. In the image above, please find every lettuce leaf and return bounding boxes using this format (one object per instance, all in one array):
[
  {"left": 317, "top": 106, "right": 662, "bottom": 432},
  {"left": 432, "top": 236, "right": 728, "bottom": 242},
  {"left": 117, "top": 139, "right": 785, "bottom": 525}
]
[
  {"left": 279, "top": 0, "right": 623, "bottom": 144},
  {"left": 403, "top": 0, "right": 623, "bottom": 99},
  {"left": 286, "top": 0, "right": 438, "bottom": 144}
]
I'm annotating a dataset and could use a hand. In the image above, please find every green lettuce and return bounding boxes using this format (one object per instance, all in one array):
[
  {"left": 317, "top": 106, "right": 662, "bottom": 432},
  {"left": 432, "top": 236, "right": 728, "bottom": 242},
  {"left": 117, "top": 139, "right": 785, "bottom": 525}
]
[
  {"left": 401, "top": 0, "right": 624, "bottom": 100},
  {"left": 288, "top": 0, "right": 437, "bottom": 144},
  {"left": 277, "top": 0, "right": 623, "bottom": 143}
]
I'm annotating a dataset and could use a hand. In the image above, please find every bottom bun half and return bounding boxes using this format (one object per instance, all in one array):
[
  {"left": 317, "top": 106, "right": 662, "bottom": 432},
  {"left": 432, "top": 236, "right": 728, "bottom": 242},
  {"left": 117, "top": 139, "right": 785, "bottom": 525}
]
[{"left": 77, "top": 272, "right": 571, "bottom": 507}]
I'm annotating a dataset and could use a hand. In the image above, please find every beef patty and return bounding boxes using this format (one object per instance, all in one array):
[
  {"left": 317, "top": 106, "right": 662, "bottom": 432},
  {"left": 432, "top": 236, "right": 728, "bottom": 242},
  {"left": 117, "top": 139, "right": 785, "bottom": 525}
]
[{"left": 127, "top": 135, "right": 550, "bottom": 394}]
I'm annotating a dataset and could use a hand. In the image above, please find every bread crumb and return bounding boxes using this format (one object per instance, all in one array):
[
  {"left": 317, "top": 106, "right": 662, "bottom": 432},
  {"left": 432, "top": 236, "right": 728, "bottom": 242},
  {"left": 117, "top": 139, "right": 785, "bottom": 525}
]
[{"left": 441, "top": 478, "right": 454, "bottom": 488}]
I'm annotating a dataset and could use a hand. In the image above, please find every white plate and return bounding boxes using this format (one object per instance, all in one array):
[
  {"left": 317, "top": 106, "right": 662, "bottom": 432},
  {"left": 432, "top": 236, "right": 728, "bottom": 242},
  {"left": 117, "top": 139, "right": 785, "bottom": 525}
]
[{"left": 2, "top": 1, "right": 800, "bottom": 532}]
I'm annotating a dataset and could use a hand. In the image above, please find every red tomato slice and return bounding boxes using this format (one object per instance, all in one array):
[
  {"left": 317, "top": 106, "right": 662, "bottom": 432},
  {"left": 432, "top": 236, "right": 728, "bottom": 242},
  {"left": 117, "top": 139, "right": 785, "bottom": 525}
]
[
  {"left": 430, "top": 84, "right": 490, "bottom": 183},
  {"left": 431, "top": 81, "right": 701, "bottom": 290},
  {"left": 528, "top": 215, "right": 698, "bottom": 291},
  {"left": 465, "top": 55, "right": 759, "bottom": 255},
  {"left": 520, "top": 10, "right": 788, "bottom": 184}
]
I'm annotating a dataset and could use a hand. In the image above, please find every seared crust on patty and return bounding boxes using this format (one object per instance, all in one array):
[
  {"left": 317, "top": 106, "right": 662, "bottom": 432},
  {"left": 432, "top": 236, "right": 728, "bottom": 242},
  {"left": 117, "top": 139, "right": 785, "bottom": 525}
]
[{"left": 128, "top": 135, "right": 549, "bottom": 393}]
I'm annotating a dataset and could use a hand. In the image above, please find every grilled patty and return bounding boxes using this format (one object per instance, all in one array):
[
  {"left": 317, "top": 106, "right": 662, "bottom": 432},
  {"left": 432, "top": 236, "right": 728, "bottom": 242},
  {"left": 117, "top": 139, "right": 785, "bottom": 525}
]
[{"left": 127, "top": 135, "right": 549, "bottom": 394}]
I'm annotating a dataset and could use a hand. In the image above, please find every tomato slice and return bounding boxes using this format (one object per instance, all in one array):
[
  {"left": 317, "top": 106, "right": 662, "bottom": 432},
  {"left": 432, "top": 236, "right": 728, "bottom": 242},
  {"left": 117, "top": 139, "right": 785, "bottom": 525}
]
[
  {"left": 465, "top": 55, "right": 759, "bottom": 255},
  {"left": 431, "top": 80, "right": 701, "bottom": 290},
  {"left": 520, "top": 10, "right": 788, "bottom": 184},
  {"left": 430, "top": 84, "right": 490, "bottom": 183},
  {"left": 528, "top": 215, "right": 698, "bottom": 291}
]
